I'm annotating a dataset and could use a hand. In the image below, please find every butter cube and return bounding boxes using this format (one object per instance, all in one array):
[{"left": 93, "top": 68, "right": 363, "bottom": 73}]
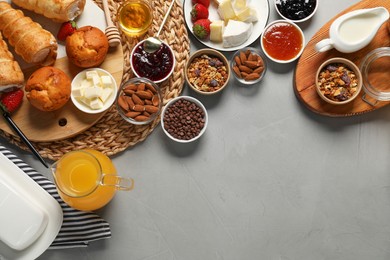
[
  {"left": 86, "top": 70, "right": 99, "bottom": 80},
  {"left": 72, "top": 87, "right": 84, "bottom": 97},
  {"left": 100, "top": 75, "right": 112, "bottom": 88},
  {"left": 210, "top": 20, "right": 224, "bottom": 42},
  {"left": 99, "top": 88, "right": 113, "bottom": 103},
  {"left": 92, "top": 75, "right": 101, "bottom": 86},
  {"left": 217, "top": 0, "right": 236, "bottom": 21},
  {"left": 78, "top": 97, "right": 91, "bottom": 107},
  {"left": 84, "top": 86, "right": 102, "bottom": 99},
  {"left": 90, "top": 98, "right": 104, "bottom": 109},
  {"left": 81, "top": 79, "right": 93, "bottom": 88},
  {"left": 234, "top": 0, "right": 246, "bottom": 10}
]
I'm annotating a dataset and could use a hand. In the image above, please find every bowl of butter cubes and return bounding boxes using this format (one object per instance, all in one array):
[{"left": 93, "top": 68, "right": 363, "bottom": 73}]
[{"left": 71, "top": 68, "right": 118, "bottom": 114}]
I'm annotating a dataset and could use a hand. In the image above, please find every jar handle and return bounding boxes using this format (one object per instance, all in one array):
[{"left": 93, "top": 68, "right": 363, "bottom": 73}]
[
  {"left": 315, "top": 38, "right": 334, "bottom": 52},
  {"left": 361, "top": 93, "right": 378, "bottom": 106},
  {"left": 101, "top": 174, "right": 134, "bottom": 191}
]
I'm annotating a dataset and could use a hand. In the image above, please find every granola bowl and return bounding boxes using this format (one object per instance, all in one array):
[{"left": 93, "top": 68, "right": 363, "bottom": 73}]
[
  {"left": 185, "top": 49, "right": 230, "bottom": 95},
  {"left": 315, "top": 57, "right": 362, "bottom": 105}
]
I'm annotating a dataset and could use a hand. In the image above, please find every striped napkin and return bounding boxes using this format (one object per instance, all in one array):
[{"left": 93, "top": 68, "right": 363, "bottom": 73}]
[{"left": 0, "top": 145, "right": 111, "bottom": 249}]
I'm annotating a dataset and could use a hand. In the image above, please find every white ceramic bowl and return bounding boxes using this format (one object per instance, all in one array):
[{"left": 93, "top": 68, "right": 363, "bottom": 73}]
[
  {"left": 260, "top": 20, "right": 305, "bottom": 64},
  {"left": 161, "top": 96, "right": 208, "bottom": 143},
  {"left": 274, "top": 0, "right": 318, "bottom": 23},
  {"left": 130, "top": 39, "right": 176, "bottom": 84},
  {"left": 71, "top": 68, "right": 118, "bottom": 114}
]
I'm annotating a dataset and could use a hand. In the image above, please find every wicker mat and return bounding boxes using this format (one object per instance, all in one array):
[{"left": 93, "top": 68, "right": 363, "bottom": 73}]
[{"left": 0, "top": 0, "right": 190, "bottom": 161}]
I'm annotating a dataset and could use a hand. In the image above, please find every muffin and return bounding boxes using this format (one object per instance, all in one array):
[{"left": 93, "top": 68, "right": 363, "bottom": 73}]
[
  {"left": 66, "top": 26, "right": 109, "bottom": 68},
  {"left": 25, "top": 66, "right": 71, "bottom": 111}
]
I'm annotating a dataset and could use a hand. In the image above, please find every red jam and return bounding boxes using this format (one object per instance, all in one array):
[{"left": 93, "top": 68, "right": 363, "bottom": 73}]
[
  {"left": 132, "top": 42, "right": 174, "bottom": 81},
  {"left": 262, "top": 22, "right": 303, "bottom": 61}
]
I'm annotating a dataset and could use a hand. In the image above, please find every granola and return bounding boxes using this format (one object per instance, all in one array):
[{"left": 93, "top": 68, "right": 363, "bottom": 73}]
[
  {"left": 187, "top": 54, "right": 229, "bottom": 92},
  {"left": 317, "top": 63, "right": 359, "bottom": 102}
]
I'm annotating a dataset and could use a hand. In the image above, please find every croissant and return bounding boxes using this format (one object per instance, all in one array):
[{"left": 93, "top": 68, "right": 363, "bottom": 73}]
[
  {"left": 0, "top": 2, "right": 57, "bottom": 66},
  {"left": 0, "top": 32, "right": 24, "bottom": 91},
  {"left": 12, "top": 0, "right": 86, "bottom": 23}
]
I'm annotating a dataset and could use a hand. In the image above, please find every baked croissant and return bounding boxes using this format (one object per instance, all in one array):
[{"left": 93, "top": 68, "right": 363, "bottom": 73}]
[
  {"left": 0, "top": 32, "right": 24, "bottom": 91},
  {"left": 0, "top": 2, "right": 57, "bottom": 66},
  {"left": 12, "top": 0, "right": 86, "bottom": 23}
]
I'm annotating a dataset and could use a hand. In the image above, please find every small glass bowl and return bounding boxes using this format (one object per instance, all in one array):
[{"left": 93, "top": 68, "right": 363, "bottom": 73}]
[
  {"left": 117, "top": 0, "right": 153, "bottom": 37},
  {"left": 230, "top": 47, "right": 267, "bottom": 85},
  {"left": 185, "top": 48, "right": 230, "bottom": 95},
  {"left": 260, "top": 20, "right": 305, "bottom": 64},
  {"left": 274, "top": 0, "right": 318, "bottom": 23},
  {"left": 315, "top": 57, "right": 362, "bottom": 105},
  {"left": 360, "top": 47, "right": 390, "bottom": 106},
  {"left": 130, "top": 39, "right": 176, "bottom": 84},
  {"left": 116, "top": 77, "right": 162, "bottom": 125},
  {"left": 161, "top": 96, "right": 208, "bottom": 143}
]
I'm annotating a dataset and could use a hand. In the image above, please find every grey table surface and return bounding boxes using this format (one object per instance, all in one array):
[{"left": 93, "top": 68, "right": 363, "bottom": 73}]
[{"left": 3, "top": 0, "right": 390, "bottom": 259}]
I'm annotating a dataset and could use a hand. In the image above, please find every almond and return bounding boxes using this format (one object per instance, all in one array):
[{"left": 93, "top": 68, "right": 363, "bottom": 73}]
[
  {"left": 234, "top": 56, "right": 242, "bottom": 66},
  {"left": 137, "top": 83, "right": 145, "bottom": 91},
  {"left": 145, "top": 83, "right": 157, "bottom": 93},
  {"left": 125, "top": 83, "right": 138, "bottom": 91},
  {"left": 136, "top": 90, "right": 153, "bottom": 99},
  {"left": 152, "top": 95, "right": 159, "bottom": 106},
  {"left": 243, "top": 60, "right": 259, "bottom": 69},
  {"left": 132, "top": 93, "right": 144, "bottom": 105},
  {"left": 233, "top": 65, "right": 242, "bottom": 78},
  {"left": 118, "top": 95, "right": 129, "bottom": 111},
  {"left": 145, "top": 105, "right": 159, "bottom": 113},
  {"left": 239, "top": 51, "right": 247, "bottom": 64},
  {"left": 238, "top": 65, "right": 253, "bottom": 74},
  {"left": 253, "top": 66, "right": 264, "bottom": 74},
  {"left": 125, "top": 95, "right": 135, "bottom": 109},
  {"left": 134, "top": 115, "right": 150, "bottom": 121},
  {"left": 244, "top": 73, "right": 260, "bottom": 81},
  {"left": 132, "top": 104, "right": 145, "bottom": 112},
  {"left": 125, "top": 111, "right": 141, "bottom": 118}
]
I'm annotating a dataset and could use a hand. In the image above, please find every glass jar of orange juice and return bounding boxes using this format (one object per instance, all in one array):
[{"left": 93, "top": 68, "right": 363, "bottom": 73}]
[
  {"left": 117, "top": 0, "right": 153, "bottom": 37},
  {"left": 50, "top": 149, "right": 134, "bottom": 211}
]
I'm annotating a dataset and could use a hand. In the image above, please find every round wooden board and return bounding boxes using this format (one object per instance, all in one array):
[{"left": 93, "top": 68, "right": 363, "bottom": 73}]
[
  {"left": 0, "top": 46, "right": 124, "bottom": 142},
  {"left": 294, "top": 0, "right": 390, "bottom": 117}
]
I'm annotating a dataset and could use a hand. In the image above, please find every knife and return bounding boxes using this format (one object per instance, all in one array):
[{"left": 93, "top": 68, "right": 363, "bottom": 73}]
[{"left": 1, "top": 108, "right": 48, "bottom": 168}]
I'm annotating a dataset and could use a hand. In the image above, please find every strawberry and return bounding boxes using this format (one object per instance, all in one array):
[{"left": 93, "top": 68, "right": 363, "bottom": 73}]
[
  {"left": 57, "top": 20, "right": 77, "bottom": 41},
  {"left": 190, "top": 3, "right": 209, "bottom": 22},
  {"left": 192, "top": 19, "right": 211, "bottom": 40},
  {"left": 0, "top": 89, "right": 24, "bottom": 114},
  {"left": 192, "top": 0, "right": 210, "bottom": 8}
]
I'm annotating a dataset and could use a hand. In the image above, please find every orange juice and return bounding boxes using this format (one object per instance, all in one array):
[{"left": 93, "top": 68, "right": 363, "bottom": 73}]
[{"left": 53, "top": 149, "right": 118, "bottom": 211}]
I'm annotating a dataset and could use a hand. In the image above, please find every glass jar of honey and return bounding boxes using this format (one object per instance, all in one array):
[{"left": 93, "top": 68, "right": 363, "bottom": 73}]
[{"left": 117, "top": 0, "right": 153, "bottom": 37}]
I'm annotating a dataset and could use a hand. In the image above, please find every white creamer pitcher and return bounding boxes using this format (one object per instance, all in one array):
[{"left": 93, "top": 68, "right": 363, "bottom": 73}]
[{"left": 315, "top": 7, "right": 389, "bottom": 53}]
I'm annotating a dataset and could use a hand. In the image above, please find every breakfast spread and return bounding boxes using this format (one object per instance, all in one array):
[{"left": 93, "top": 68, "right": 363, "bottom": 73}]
[
  {"left": 0, "top": 32, "right": 24, "bottom": 91},
  {"left": 25, "top": 67, "right": 71, "bottom": 111},
  {"left": 72, "top": 69, "right": 115, "bottom": 110},
  {"left": 12, "top": 0, "right": 86, "bottom": 22},
  {"left": 117, "top": 0, "right": 153, "bottom": 37},
  {"left": 66, "top": 26, "right": 109, "bottom": 68},
  {"left": 0, "top": 2, "right": 58, "bottom": 66},
  {"left": 275, "top": 0, "right": 317, "bottom": 21}
]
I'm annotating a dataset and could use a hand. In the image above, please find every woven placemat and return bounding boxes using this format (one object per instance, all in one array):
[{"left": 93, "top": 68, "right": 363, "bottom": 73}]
[{"left": 0, "top": 0, "right": 190, "bottom": 161}]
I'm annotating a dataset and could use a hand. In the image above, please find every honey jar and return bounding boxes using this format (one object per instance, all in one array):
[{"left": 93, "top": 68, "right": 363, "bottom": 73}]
[{"left": 117, "top": 0, "right": 153, "bottom": 37}]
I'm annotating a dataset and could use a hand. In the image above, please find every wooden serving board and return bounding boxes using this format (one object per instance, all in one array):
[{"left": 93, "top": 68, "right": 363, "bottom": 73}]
[
  {"left": 0, "top": 47, "right": 124, "bottom": 142},
  {"left": 294, "top": 0, "right": 390, "bottom": 117}
]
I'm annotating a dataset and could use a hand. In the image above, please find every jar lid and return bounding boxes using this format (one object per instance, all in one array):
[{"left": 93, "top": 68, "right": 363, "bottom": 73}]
[{"left": 360, "top": 47, "right": 390, "bottom": 104}]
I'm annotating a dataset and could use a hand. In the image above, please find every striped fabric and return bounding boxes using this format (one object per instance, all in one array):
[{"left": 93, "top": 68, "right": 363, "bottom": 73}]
[{"left": 0, "top": 146, "right": 111, "bottom": 249}]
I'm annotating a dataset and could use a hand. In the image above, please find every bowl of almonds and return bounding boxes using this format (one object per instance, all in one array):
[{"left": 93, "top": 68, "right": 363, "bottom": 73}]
[
  {"left": 231, "top": 47, "right": 267, "bottom": 85},
  {"left": 116, "top": 77, "right": 162, "bottom": 125}
]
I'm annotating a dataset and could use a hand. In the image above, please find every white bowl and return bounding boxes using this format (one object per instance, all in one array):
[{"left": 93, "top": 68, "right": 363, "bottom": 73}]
[
  {"left": 274, "top": 0, "right": 318, "bottom": 23},
  {"left": 130, "top": 39, "right": 176, "bottom": 84},
  {"left": 161, "top": 96, "right": 208, "bottom": 143},
  {"left": 260, "top": 20, "right": 305, "bottom": 64},
  {"left": 71, "top": 68, "right": 118, "bottom": 114}
]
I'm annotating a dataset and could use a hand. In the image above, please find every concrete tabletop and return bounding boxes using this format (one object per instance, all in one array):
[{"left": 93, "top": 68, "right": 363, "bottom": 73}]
[{"left": 2, "top": 0, "right": 390, "bottom": 259}]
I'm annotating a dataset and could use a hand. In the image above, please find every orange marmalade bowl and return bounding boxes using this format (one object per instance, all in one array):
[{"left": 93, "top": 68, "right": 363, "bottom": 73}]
[
  {"left": 117, "top": 0, "right": 153, "bottom": 37},
  {"left": 260, "top": 20, "right": 305, "bottom": 63}
]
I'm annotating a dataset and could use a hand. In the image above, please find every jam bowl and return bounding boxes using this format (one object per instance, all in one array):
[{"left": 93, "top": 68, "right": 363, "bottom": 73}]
[
  {"left": 260, "top": 20, "right": 305, "bottom": 64},
  {"left": 130, "top": 39, "right": 176, "bottom": 84},
  {"left": 274, "top": 0, "right": 318, "bottom": 23}
]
